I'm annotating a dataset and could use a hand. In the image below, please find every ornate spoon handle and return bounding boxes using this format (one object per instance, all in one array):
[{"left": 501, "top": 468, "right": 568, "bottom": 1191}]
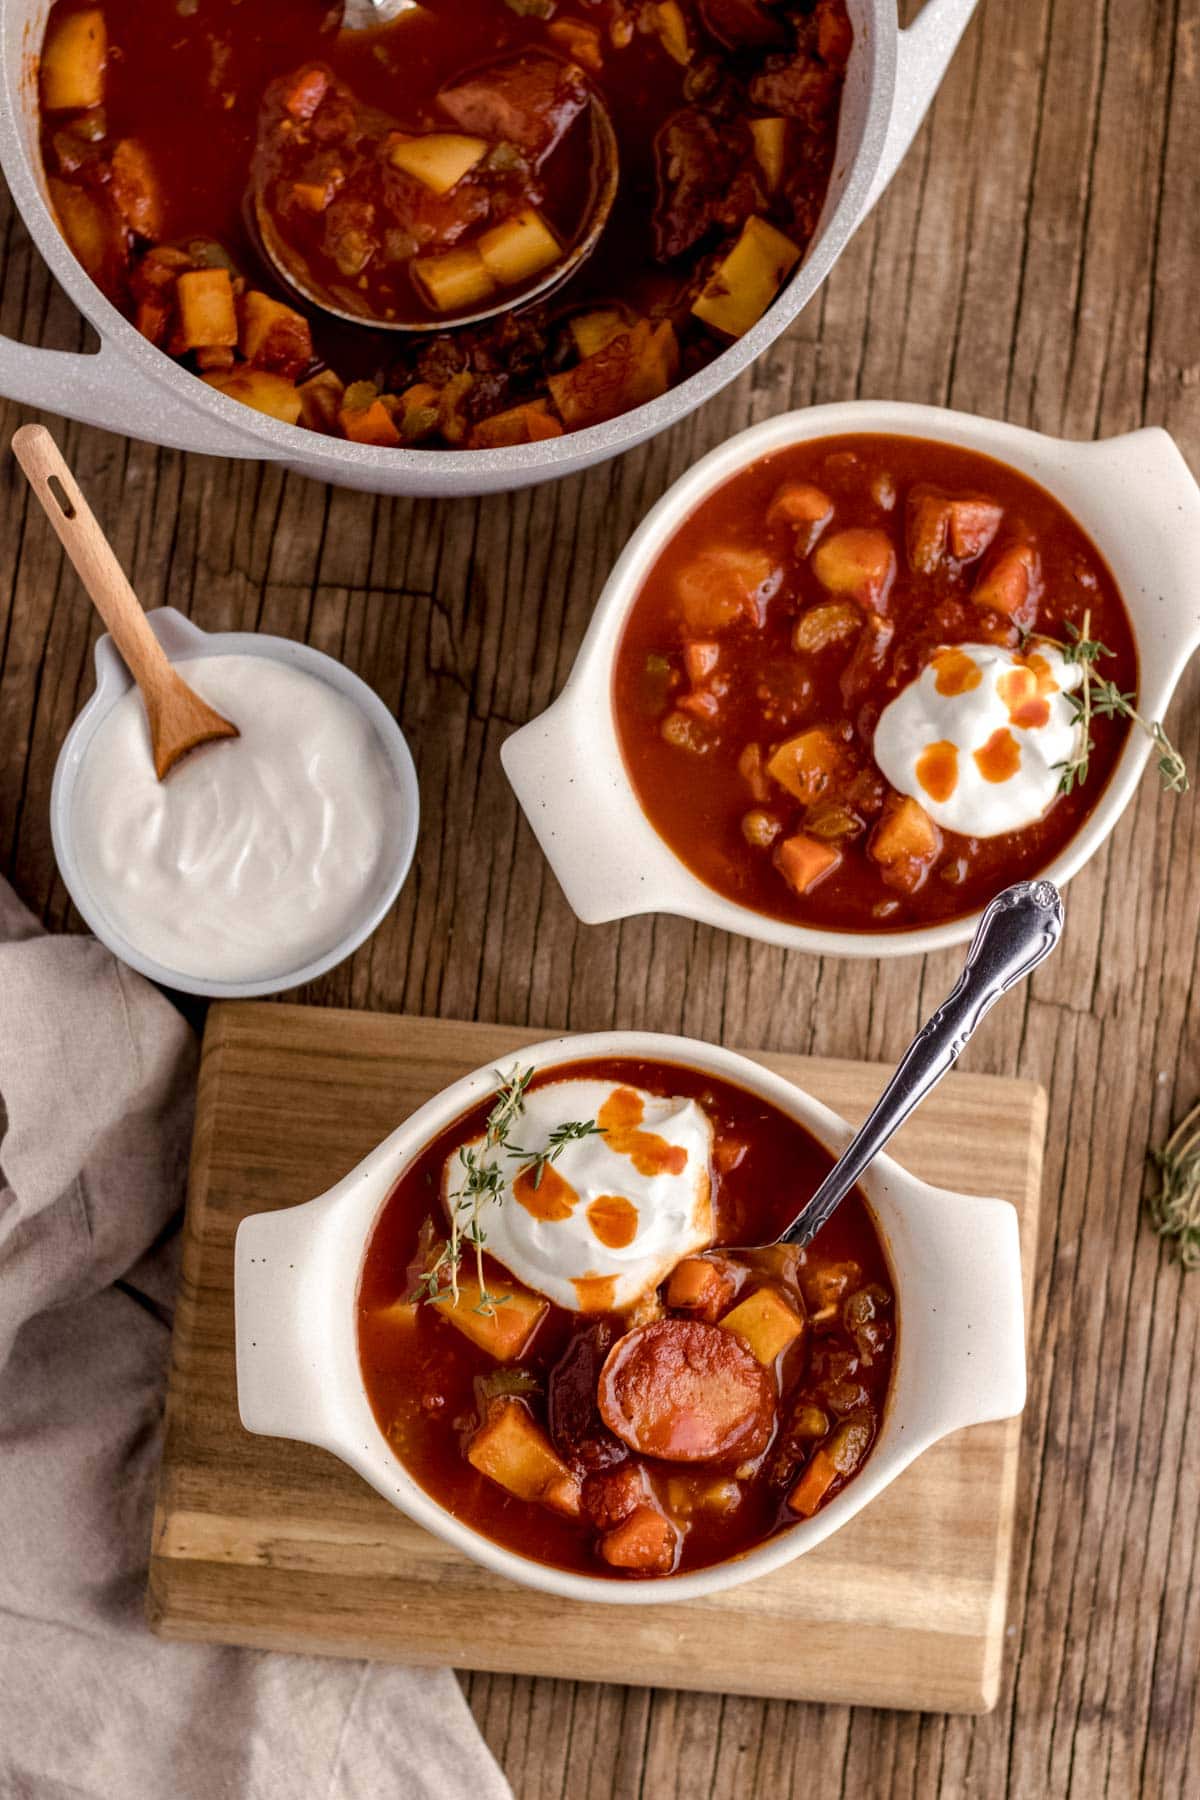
[{"left": 779, "top": 879, "right": 1064, "bottom": 1249}]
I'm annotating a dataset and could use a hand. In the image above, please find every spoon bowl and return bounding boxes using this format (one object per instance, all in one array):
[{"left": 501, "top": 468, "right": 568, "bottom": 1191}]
[{"left": 253, "top": 82, "right": 619, "bottom": 334}]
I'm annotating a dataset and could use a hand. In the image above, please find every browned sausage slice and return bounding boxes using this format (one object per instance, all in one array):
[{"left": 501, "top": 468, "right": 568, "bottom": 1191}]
[{"left": 597, "top": 1319, "right": 774, "bottom": 1463}]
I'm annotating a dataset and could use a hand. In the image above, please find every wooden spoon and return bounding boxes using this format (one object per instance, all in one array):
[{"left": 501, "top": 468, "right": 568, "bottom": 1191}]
[{"left": 11, "top": 425, "right": 239, "bottom": 779}]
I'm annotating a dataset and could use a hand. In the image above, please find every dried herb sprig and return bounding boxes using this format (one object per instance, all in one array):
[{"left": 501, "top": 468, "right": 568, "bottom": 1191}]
[
  {"left": 1149, "top": 1102, "right": 1200, "bottom": 1272},
  {"left": 1035, "top": 612, "right": 1188, "bottom": 796}
]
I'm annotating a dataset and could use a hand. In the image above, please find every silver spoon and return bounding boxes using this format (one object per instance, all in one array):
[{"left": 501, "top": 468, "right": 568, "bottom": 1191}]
[{"left": 770, "top": 879, "right": 1064, "bottom": 1250}]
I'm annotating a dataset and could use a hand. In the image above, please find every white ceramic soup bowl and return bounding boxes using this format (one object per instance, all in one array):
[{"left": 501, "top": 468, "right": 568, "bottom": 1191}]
[
  {"left": 502, "top": 400, "right": 1200, "bottom": 959},
  {"left": 0, "top": 0, "right": 977, "bottom": 496},
  {"left": 50, "top": 608, "right": 420, "bottom": 999},
  {"left": 235, "top": 1029, "right": 1025, "bottom": 1604}
]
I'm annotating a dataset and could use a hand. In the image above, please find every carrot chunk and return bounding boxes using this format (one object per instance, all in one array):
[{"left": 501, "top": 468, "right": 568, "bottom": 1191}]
[
  {"left": 599, "top": 1504, "right": 677, "bottom": 1574},
  {"left": 973, "top": 543, "right": 1041, "bottom": 623},
  {"left": 774, "top": 832, "right": 841, "bottom": 897},
  {"left": 339, "top": 397, "right": 401, "bottom": 448}
]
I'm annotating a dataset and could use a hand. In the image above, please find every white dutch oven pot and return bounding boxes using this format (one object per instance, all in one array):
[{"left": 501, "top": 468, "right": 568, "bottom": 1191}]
[
  {"left": 503, "top": 401, "right": 1200, "bottom": 957},
  {"left": 236, "top": 1029, "right": 1026, "bottom": 1604},
  {"left": 0, "top": 0, "right": 977, "bottom": 495}
]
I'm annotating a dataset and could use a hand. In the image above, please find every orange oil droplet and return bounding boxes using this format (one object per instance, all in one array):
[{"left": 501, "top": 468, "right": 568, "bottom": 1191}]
[
  {"left": 513, "top": 1160, "right": 578, "bottom": 1222},
  {"left": 974, "top": 726, "right": 1021, "bottom": 784},
  {"left": 915, "top": 739, "right": 959, "bottom": 803},
  {"left": 597, "top": 1087, "right": 688, "bottom": 1178},
  {"left": 587, "top": 1194, "right": 639, "bottom": 1249},
  {"left": 932, "top": 646, "right": 983, "bottom": 696}
]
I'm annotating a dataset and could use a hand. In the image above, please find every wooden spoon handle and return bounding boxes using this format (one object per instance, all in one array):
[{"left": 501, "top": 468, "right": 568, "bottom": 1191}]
[{"left": 11, "top": 424, "right": 175, "bottom": 693}]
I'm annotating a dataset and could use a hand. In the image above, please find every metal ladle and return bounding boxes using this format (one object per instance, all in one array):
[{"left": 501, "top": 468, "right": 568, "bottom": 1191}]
[
  {"left": 254, "top": 39, "right": 619, "bottom": 332},
  {"left": 764, "top": 879, "right": 1064, "bottom": 1250}
]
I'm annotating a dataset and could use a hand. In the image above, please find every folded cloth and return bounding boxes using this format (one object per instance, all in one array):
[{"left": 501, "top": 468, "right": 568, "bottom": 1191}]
[{"left": 0, "top": 879, "right": 511, "bottom": 1800}]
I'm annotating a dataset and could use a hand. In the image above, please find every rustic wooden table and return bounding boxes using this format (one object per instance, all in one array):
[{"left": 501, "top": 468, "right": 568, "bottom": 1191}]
[{"left": 2, "top": 2, "right": 1197, "bottom": 1795}]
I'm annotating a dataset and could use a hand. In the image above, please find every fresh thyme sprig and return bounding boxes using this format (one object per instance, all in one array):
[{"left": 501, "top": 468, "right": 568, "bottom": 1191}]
[
  {"left": 1148, "top": 1101, "right": 1200, "bottom": 1271},
  {"left": 412, "top": 1065, "right": 602, "bottom": 1314},
  {"left": 508, "top": 1119, "right": 606, "bottom": 1188},
  {"left": 1033, "top": 612, "right": 1189, "bottom": 796},
  {"left": 415, "top": 1065, "right": 533, "bottom": 1315}
]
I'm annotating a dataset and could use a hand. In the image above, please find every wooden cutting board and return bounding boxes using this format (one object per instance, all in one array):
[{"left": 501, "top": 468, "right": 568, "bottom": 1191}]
[{"left": 148, "top": 1004, "right": 1045, "bottom": 1714}]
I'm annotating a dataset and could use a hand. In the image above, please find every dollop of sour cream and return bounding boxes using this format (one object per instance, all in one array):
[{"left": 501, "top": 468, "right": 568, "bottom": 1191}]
[
  {"left": 873, "top": 642, "right": 1083, "bottom": 837},
  {"left": 444, "top": 1078, "right": 715, "bottom": 1313},
  {"left": 70, "top": 654, "right": 404, "bottom": 981}
]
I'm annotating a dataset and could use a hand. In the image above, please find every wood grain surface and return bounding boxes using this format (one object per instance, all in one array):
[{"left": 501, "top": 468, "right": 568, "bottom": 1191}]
[
  {"left": 1, "top": 0, "right": 1198, "bottom": 1792},
  {"left": 148, "top": 1004, "right": 1044, "bottom": 1714}
]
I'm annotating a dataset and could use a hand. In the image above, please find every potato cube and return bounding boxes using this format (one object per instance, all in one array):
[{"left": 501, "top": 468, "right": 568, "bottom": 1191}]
[
  {"left": 569, "top": 308, "right": 628, "bottom": 360},
  {"left": 719, "top": 1287, "right": 804, "bottom": 1365},
  {"left": 766, "top": 727, "right": 841, "bottom": 803},
  {"left": 202, "top": 368, "right": 303, "bottom": 425},
  {"left": 411, "top": 244, "right": 496, "bottom": 313},
  {"left": 692, "top": 216, "right": 801, "bottom": 338},
  {"left": 547, "top": 18, "right": 604, "bottom": 72},
  {"left": 948, "top": 496, "right": 1003, "bottom": 561},
  {"left": 868, "top": 792, "right": 941, "bottom": 892},
  {"left": 974, "top": 543, "right": 1041, "bottom": 620},
  {"left": 775, "top": 832, "right": 842, "bottom": 897},
  {"left": 240, "top": 290, "right": 313, "bottom": 379},
  {"left": 109, "top": 140, "right": 162, "bottom": 239},
  {"left": 676, "top": 544, "right": 777, "bottom": 632},
  {"left": 652, "top": 1, "right": 691, "bottom": 65},
  {"left": 468, "top": 1398, "right": 581, "bottom": 1516},
  {"left": 547, "top": 319, "right": 678, "bottom": 431},
  {"left": 41, "top": 7, "right": 106, "bottom": 111},
  {"left": 478, "top": 208, "right": 561, "bottom": 287},
  {"left": 48, "top": 178, "right": 121, "bottom": 290},
  {"left": 388, "top": 132, "right": 488, "bottom": 196},
  {"left": 812, "top": 527, "right": 896, "bottom": 611},
  {"left": 749, "top": 117, "right": 788, "bottom": 192},
  {"left": 372, "top": 1297, "right": 419, "bottom": 1331},
  {"left": 176, "top": 267, "right": 238, "bottom": 351},
  {"left": 438, "top": 1277, "right": 548, "bottom": 1361},
  {"left": 297, "top": 369, "right": 345, "bottom": 434}
]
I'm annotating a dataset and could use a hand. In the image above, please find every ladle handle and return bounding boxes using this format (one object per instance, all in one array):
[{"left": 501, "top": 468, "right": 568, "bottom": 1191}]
[
  {"left": 11, "top": 424, "right": 175, "bottom": 695},
  {"left": 780, "top": 879, "right": 1064, "bottom": 1249}
]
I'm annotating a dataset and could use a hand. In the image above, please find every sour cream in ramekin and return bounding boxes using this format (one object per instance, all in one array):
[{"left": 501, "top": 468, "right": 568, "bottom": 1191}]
[{"left": 53, "top": 611, "right": 419, "bottom": 996}]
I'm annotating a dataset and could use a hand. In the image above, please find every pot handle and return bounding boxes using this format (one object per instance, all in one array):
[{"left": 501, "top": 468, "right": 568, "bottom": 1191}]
[
  {"left": 866, "top": 0, "right": 980, "bottom": 216},
  {"left": 0, "top": 333, "right": 266, "bottom": 459},
  {"left": 235, "top": 1199, "right": 342, "bottom": 1448}
]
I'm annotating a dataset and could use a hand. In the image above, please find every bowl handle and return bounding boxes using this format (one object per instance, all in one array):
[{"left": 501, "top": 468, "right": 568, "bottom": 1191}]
[
  {"left": 235, "top": 1199, "right": 341, "bottom": 1447},
  {"left": 502, "top": 690, "right": 663, "bottom": 925},
  {"left": 889, "top": 1184, "right": 1028, "bottom": 1437},
  {"left": 866, "top": 0, "right": 980, "bottom": 216},
  {"left": 0, "top": 334, "right": 267, "bottom": 459}
]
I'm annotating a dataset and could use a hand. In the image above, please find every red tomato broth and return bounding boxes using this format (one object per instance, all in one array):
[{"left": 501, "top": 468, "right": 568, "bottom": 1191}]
[
  {"left": 38, "top": 0, "right": 853, "bottom": 444},
  {"left": 612, "top": 434, "right": 1137, "bottom": 931},
  {"left": 357, "top": 1056, "right": 896, "bottom": 1578}
]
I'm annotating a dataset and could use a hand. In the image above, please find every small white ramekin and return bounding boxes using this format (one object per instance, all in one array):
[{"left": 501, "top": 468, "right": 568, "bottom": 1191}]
[
  {"left": 235, "top": 1030, "right": 1026, "bottom": 1605},
  {"left": 50, "top": 607, "right": 420, "bottom": 998},
  {"left": 502, "top": 401, "right": 1200, "bottom": 958}
]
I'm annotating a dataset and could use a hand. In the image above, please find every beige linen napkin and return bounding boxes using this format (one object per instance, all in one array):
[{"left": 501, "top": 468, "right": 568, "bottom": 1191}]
[{"left": 0, "top": 879, "right": 511, "bottom": 1800}]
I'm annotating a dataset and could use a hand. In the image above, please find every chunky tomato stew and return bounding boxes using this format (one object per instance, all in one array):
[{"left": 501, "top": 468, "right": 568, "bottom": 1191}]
[
  {"left": 38, "top": 0, "right": 852, "bottom": 450},
  {"left": 613, "top": 434, "right": 1137, "bottom": 931},
  {"left": 357, "top": 1057, "right": 896, "bottom": 1578}
]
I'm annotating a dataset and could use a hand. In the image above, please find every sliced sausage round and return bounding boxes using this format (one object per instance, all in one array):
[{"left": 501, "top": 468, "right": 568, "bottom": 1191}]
[{"left": 597, "top": 1319, "right": 774, "bottom": 1463}]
